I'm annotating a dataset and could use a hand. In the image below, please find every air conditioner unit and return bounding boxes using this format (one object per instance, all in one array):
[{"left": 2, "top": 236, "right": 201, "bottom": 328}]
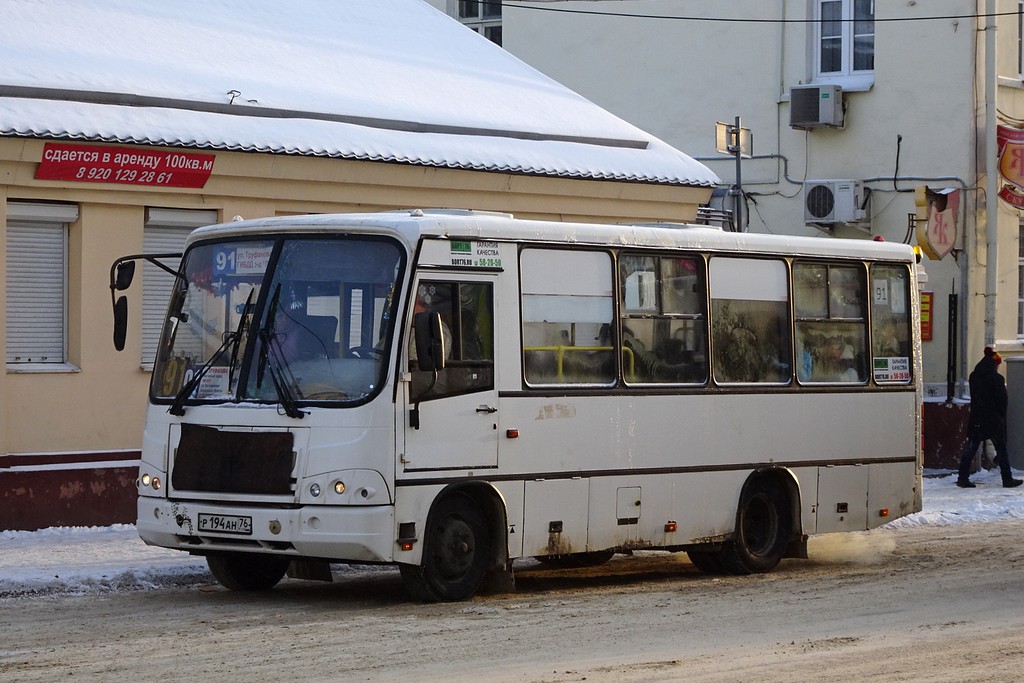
[
  {"left": 790, "top": 84, "right": 843, "bottom": 129},
  {"left": 804, "top": 180, "right": 867, "bottom": 224}
]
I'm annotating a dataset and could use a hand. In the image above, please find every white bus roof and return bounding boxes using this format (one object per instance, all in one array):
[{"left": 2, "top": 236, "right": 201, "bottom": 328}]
[{"left": 188, "top": 210, "right": 915, "bottom": 262}]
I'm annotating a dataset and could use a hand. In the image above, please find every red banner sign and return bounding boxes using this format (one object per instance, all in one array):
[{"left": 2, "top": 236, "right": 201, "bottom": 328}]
[{"left": 35, "top": 143, "right": 215, "bottom": 188}]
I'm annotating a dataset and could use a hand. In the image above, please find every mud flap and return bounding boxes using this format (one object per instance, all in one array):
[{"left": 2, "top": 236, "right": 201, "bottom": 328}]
[
  {"left": 784, "top": 535, "right": 809, "bottom": 559},
  {"left": 287, "top": 559, "right": 334, "bottom": 582},
  {"left": 477, "top": 560, "right": 516, "bottom": 595}
]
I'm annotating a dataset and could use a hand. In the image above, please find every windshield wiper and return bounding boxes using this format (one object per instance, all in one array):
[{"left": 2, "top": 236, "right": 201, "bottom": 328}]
[
  {"left": 255, "top": 285, "right": 306, "bottom": 419},
  {"left": 168, "top": 288, "right": 253, "bottom": 416}
]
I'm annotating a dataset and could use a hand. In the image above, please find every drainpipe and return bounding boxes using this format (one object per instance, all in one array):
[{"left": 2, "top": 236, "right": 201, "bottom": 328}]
[{"left": 985, "top": 0, "right": 998, "bottom": 346}]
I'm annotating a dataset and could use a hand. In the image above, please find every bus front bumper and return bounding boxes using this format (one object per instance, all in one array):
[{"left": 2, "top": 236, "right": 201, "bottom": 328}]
[{"left": 136, "top": 497, "right": 396, "bottom": 563}]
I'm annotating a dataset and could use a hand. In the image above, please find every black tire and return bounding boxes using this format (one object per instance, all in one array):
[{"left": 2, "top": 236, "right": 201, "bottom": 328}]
[
  {"left": 533, "top": 549, "right": 616, "bottom": 569},
  {"left": 400, "top": 493, "right": 491, "bottom": 602},
  {"left": 719, "top": 479, "right": 791, "bottom": 575},
  {"left": 206, "top": 552, "right": 290, "bottom": 591},
  {"left": 686, "top": 548, "right": 727, "bottom": 574}
]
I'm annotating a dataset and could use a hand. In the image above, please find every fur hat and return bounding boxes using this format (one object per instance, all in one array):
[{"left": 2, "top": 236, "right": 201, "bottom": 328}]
[{"left": 985, "top": 346, "right": 1003, "bottom": 365}]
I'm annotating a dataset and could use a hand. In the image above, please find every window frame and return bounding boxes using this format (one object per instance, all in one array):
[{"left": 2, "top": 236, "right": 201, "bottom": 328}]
[
  {"left": 793, "top": 261, "right": 869, "bottom": 385},
  {"left": 521, "top": 247, "right": 616, "bottom": 388},
  {"left": 447, "top": 0, "right": 502, "bottom": 45},
  {"left": 619, "top": 252, "right": 708, "bottom": 386},
  {"left": 812, "top": 0, "right": 875, "bottom": 91},
  {"left": 409, "top": 278, "right": 495, "bottom": 402},
  {"left": 5, "top": 202, "right": 78, "bottom": 371}
]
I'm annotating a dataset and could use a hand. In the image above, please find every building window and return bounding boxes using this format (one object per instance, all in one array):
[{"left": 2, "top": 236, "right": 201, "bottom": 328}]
[
  {"left": 451, "top": 0, "right": 502, "bottom": 45},
  {"left": 141, "top": 209, "right": 217, "bottom": 367},
  {"left": 5, "top": 202, "right": 78, "bottom": 366},
  {"left": 816, "top": 0, "right": 874, "bottom": 78},
  {"left": 1019, "top": 1, "right": 1024, "bottom": 79}
]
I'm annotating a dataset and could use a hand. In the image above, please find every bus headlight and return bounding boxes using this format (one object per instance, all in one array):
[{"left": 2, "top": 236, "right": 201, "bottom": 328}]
[
  {"left": 310, "top": 483, "right": 321, "bottom": 498},
  {"left": 334, "top": 481, "right": 346, "bottom": 495},
  {"left": 141, "top": 473, "right": 151, "bottom": 487}
]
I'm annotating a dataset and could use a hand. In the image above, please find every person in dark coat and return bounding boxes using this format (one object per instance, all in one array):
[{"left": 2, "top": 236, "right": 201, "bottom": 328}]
[{"left": 957, "top": 347, "right": 1024, "bottom": 488}]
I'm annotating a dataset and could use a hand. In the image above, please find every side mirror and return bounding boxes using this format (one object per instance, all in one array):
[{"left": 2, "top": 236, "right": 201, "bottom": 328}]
[
  {"left": 113, "top": 296, "right": 129, "bottom": 351},
  {"left": 114, "top": 261, "right": 136, "bottom": 291},
  {"left": 413, "top": 311, "right": 446, "bottom": 372}
]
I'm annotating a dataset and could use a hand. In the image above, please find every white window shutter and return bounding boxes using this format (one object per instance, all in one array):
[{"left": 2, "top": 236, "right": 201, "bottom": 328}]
[{"left": 6, "top": 221, "right": 67, "bottom": 363}]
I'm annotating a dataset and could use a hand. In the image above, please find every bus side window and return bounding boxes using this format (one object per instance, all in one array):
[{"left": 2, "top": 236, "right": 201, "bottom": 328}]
[
  {"left": 620, "top": 254, "right": 707, "bottom": 384},
  {"left": 870, "top": 264, "right": 913, "bottom": 383},
  {"left": 709, "top": 257, "right": 791, "bottom": 384},
  {"left": 410, "top": 280, "right": 494, "bottom": 400},
  {"left": 521, "top": 248, "right": 615, "bottom": 386},
  {"left": 793, "top": 262, "right": 868, "bottom": 384}
]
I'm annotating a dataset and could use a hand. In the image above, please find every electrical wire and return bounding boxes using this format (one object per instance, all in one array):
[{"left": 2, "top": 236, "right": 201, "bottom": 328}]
[{"left": 495, "top": 2, "right": 1018, "bottom": 25}]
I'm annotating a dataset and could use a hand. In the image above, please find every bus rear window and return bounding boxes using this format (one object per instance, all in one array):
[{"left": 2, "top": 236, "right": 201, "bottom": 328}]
[{"left": 870, "top": 264, "right": 912, "bottom": 383}]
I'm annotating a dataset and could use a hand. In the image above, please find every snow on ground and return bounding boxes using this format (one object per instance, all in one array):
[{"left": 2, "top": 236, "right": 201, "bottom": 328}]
[{"left": 3, "top": 469, "right": 1023, "bottom": 598}]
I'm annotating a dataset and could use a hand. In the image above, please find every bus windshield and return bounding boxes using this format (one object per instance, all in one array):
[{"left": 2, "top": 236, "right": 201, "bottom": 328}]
[{"left": 152, "top": 236, "right": 403, "bottom": 408}]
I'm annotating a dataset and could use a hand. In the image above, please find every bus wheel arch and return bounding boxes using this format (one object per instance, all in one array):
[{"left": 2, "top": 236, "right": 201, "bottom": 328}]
[
  {"left": 400, "top": 483, "right": 508, "bottom": 601},
  {"left": 720, "top": 469, "right": 800, "bottom": 575}
]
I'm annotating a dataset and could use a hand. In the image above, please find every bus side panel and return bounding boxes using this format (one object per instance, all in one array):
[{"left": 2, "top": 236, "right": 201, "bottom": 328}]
[
  {"left": 789, "top": 466, "right": 819, "bottom": 538},
  {"left": 867, "top": 460, "right": 918, "bottom": 529},
  {"left": 816, "top": 465, "right": 869, "bottom": 534},
  {"left": 493, "top": 480, "right": 525, "bottom": 559},
  {"left": 585, "top": 472, "right": 740, "bottom": 551},
  {"left": 522, "top": 478, "right": 590, "bottom": 557}
]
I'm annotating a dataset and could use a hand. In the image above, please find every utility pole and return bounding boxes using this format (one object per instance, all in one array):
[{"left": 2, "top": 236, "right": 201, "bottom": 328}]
[{"left": 716, "top": 117, "right": 752, "bottom": 231}]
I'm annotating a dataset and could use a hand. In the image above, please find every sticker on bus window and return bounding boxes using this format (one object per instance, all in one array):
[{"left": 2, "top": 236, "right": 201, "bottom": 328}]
[
  {"left": 214, "top": 245, "right": 272, "bottom": 275},
  {"left": 873, "top": 356, "right": 910, "bottom": 382},
  {"left": 449, "top": 241, "right": 502, "bottom": 269},
  {"left": 185, "top": 365, "right": 231, "bottom": 398}
]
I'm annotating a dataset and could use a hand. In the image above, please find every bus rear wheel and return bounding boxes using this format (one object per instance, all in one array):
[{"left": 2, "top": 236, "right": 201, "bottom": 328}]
[
  {"left": 206, "top": 552, "right": 290, "bottom": 591},
  {"left": 400, "top": 493, "right": 491, "bottom": 602},
  {"left": 719, "top": 479, "right": 791, "bottom": 575}
]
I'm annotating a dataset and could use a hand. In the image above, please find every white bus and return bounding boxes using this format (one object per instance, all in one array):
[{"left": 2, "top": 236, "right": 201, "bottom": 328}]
[{"left": 111, "top": 209, "right": 922, "bottom": 601}]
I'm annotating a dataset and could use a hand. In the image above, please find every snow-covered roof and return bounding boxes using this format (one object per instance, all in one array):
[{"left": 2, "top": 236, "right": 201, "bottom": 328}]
[{"left": 0, "top": 0, "right": 719, "bottom": 188}]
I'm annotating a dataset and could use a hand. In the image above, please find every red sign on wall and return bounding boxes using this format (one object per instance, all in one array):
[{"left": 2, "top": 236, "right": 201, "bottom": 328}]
[
  {"left": 920, "top": 291, "right": 933, "bottom": 342},
  {"left": 35, "top": 143, "right": 215, "bottom": 188}
]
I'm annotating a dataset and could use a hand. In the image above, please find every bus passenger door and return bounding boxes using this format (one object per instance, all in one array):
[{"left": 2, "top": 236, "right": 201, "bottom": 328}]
[{"left": 401, "top": 276, "right": 498, "bottom": 471}]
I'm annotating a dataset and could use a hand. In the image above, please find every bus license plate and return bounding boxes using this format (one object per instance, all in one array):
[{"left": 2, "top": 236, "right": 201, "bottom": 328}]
[{"left": 197, "top": 513, "right": 253, "bottom": 535}]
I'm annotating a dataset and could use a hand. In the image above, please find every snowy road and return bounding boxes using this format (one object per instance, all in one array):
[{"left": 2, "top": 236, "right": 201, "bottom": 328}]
[{"left": 3, "top": 470, "right": 1024, "bottom": 681}]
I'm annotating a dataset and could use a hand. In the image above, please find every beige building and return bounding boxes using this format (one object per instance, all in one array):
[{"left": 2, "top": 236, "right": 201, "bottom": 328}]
[
  {"left": 0, "top": 1, "right": 716, "bottom": 530},
  {"left": 432, "top": 0, "right": 1024, "bottom": 399}
]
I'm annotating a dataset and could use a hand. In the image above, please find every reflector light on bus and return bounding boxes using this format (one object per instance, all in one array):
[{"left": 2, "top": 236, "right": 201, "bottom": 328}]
[
  {"left": 664, "top": 521, "right": 678, "bottom": 533},
  {"left": 879, "top": 508, "right": 889, "bottom": 517}
]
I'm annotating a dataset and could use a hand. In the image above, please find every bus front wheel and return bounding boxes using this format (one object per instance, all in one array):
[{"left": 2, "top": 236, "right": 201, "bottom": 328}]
[
  {"left": 719, "top": 478, "right": 791, "bottom": 575},
  {"left": 206, "top": 552, "right": 290, "bottom": 591},
  {"left": 400, "top": 493, "right": 491, "bottom": 602}
]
